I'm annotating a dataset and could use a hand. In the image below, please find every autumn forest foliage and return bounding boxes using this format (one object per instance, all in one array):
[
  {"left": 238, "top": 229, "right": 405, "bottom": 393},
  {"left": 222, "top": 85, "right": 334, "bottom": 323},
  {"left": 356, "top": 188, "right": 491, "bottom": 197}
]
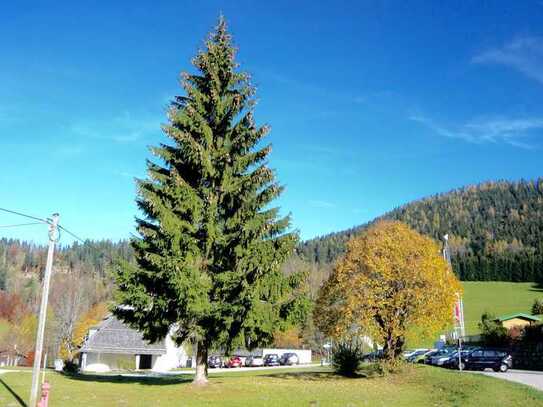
[{"left": 0, "top": 240, "right": 129, "bottom": 365}]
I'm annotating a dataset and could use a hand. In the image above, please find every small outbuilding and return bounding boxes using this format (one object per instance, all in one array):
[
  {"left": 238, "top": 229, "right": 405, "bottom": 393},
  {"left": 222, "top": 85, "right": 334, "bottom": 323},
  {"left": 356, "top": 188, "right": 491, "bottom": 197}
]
[
  {"left": 495, "top": 313, "right": 540, "bottom": 329},
  {"left": 79, "top": 315, "right": 189, "bottom": 372}
]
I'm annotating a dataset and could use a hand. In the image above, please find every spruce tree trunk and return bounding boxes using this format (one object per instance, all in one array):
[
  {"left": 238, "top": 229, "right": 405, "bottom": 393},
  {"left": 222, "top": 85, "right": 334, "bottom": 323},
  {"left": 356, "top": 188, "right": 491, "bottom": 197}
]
[{"left": 193, "top": 341, "right": 208, "bottom": 385}]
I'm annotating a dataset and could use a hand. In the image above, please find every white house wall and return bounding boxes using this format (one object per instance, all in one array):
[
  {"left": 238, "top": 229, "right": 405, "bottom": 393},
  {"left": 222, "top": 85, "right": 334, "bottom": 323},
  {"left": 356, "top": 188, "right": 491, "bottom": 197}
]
[
  {"left": 152, "top": 335, "right": 189, "bottom": 372},
  {"left": 84, "top": 353, "right": 135, "bottom": 372}
]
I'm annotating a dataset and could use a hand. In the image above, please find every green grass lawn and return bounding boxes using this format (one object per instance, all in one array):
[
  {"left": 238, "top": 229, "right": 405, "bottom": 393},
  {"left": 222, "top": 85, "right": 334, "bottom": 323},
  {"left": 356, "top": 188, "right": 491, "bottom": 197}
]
[
  {"left": 1, "top": 365, "right": 542, "bottom": 406},
  {"left": 462, "top": 282, "right": 543, "bottom": 335}
]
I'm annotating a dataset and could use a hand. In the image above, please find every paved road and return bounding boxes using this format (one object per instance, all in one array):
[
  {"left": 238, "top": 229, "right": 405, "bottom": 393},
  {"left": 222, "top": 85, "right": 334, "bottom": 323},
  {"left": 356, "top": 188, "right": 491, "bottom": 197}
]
[
  {"left": 478, "top": 369, "right": 543, "bottom": 391},
  {"left": 1, "top": 364, "right": 324, "bottom": 379},
  {"left": 121, "top": 363, "right": 323, "bottom": 377}
]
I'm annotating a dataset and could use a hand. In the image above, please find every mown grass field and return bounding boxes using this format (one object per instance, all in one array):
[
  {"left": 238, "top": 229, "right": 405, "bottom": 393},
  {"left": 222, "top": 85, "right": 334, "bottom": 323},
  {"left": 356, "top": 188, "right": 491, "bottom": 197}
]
[
  {"left": 462, "top": 282, "right": 543, "bottom": 334},
  {"left": 1, "top": 365, "right": 542, "bottom": 407}
]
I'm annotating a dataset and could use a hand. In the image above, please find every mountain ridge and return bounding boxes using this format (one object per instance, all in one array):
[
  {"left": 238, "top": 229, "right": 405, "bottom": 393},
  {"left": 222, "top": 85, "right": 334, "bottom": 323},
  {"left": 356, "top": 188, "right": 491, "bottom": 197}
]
[{"left": 297, "top": 178, "right": 543, "bottom": 282}]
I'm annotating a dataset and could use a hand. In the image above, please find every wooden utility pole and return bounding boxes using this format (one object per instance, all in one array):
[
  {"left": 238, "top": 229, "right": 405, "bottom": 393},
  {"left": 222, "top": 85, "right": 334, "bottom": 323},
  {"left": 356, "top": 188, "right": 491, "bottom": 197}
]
[{"left": 29, "top": 214, "right": 59, "bottom": 407}]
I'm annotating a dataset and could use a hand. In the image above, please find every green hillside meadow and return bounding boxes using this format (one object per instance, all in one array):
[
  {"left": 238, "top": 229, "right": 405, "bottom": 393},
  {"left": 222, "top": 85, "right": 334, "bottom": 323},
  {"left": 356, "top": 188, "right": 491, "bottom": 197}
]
[{"left": 462, "top": 281, "right": 543, "bottom": 334}]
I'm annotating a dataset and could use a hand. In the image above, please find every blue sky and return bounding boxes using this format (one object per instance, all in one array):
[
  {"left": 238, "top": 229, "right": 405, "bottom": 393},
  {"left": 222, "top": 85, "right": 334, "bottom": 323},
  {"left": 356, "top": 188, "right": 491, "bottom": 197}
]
[{"left": 1, "top": 1, "right": 542, "bottom": 243}]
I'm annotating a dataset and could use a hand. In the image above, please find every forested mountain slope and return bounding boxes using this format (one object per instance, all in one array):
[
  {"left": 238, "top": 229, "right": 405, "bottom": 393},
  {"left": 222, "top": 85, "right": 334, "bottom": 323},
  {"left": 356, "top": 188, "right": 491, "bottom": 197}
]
[
  {"left": 0, "top": 238, "right": 132, "bottom": 294},
  {"left": 298, "top": 179, "right": 543, "bottom": 281},
  {"left": 2, "top": 179, "right": 542, "bottom": 287}
]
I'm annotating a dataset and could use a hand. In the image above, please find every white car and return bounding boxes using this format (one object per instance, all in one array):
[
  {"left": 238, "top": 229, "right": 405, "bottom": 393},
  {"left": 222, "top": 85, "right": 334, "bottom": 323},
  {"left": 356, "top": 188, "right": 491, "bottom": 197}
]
[
  {"left": 402, "top": 348, "right": 428, "bottom": 359},
  {"left": 245, "top": 356, "right": 264, "bottom": 367},
  {"left": 279, "top": 353, "right": 299, "bottom": 365}
]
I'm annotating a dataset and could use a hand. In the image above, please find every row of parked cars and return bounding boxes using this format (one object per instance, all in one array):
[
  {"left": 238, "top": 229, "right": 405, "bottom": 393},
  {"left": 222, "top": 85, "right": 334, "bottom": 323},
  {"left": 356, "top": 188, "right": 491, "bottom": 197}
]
[
  {"left": 403, "top": 347, "right": 513, "bottom": 372},
  {"left": 208, "top": 352, "right": 300, "bottom": 368}
]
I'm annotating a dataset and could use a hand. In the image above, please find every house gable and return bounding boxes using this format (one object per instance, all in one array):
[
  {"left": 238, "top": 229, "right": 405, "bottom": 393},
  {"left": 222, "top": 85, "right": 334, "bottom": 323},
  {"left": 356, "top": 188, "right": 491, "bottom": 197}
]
[{"left": 80, "top": 315, "right": 167, "bottom": 355}]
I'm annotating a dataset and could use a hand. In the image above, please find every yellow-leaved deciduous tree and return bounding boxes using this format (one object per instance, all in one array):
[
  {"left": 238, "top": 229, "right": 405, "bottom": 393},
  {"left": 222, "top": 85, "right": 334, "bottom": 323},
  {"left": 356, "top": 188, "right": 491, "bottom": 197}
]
[
  {"left": 273, "top": 327, "right": 303, "bottom": 348},
  {"left": 14, "top": 314, "right": 37, "bottom": 357},
  {"left": 315, "top": 220, "right": 462, "bottom": 361},
  {"left": 60, "top": 302, "right": 109, "bottom": 361}
]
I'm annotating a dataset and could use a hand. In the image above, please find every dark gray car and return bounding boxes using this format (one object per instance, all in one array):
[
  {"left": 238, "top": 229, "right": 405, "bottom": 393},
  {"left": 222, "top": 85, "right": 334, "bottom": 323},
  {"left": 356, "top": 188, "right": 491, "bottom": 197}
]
[{"left": 279, "top": 353, "right": 299, "bottom": 365}]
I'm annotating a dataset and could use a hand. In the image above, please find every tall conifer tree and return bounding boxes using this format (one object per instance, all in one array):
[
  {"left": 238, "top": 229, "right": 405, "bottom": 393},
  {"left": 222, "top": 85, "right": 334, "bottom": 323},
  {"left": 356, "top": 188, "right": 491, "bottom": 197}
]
[{"left": 113, "top": 17, "right": 300, "bottom": 384}]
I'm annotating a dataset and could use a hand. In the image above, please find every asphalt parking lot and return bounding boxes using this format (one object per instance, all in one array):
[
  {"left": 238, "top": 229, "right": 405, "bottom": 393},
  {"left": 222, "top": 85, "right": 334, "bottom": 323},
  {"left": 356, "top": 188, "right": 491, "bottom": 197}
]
[{"left": 477, "top": 369, "right": 543, "bottom": 391}]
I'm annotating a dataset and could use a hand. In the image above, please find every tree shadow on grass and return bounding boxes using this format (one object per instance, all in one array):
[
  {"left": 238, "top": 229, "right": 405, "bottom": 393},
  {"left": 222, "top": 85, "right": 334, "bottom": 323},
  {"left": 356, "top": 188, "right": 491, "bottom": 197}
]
[
  {"left": 63, "top": 373, "right": 192, "bottom": 386},
  {"left": 528, "top": 282, "right": 543, "bottom": 292},
  {"left": 0, "top": 377, "right": 27, "bottom": 407},
  {"left": 260, "top": 371, "right": 366, "bottom": 381}
]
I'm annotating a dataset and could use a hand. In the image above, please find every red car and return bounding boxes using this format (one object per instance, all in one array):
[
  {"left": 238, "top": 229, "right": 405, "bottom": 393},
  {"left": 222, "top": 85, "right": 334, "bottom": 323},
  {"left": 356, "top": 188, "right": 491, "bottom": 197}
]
[{"left": 225, "top": 356, "right": 243, "bottom": 368}]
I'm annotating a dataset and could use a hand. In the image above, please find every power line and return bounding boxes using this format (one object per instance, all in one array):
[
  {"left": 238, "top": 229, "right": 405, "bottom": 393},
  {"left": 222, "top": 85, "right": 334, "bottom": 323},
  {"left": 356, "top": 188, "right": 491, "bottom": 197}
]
[
  {"left": 0, "top": 208, "right": 83, "bottom": 241},
  {"left": 0, "top": 207, "right": 49, "bottom": 224},
  {"left": 61, "top": 225, "right": 123, "bottom": 266},
  {"left": 57, "top": 225, "right": 86, "bottom": 244},
  {"left": 0, "top": 206, "right": 118, "bottom": 263},
  {"left": 0, "top": 222, "right": 45, "bottom": 228}
]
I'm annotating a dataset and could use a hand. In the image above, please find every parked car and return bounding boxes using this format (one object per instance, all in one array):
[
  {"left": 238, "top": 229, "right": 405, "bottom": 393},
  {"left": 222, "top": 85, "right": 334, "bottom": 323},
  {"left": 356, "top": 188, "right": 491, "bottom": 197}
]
[
  {"left": 433, "top": 350, "right": 457, "bottom": 367},
  {"left": 208, "top": 356, "right": 223, "bottom": 368},
  {"left": 420, "top": 350, "right": 440, "bottom": 364},
  {"left": 442, "top": 350, "right": 473, "bottom": 369},
  {"left": 461, "top": 349, "right": 513, "bottom": 372},
  {"left": 279, "top": 353, "right": 299, "bottom": 366},
  {"left": 361, "top": 350, "right": 384, "bottom": 363},
  {"left": 427, "top": 348, "right": 455, "bottom": 366},
  {"left": 245, "top": 356, "right": 264, "bottom": 367},
  {"left": 403, "top": 349, "right": 428, "bottom": 359},
  {"left": 225, "top": 356, "right": 243, "bottom": 368},
  {"left": 263, "top": 354, "right": 280, "bottom": 366},
  {"left": 406, "top": 349, "right": 433, "bottom": 363}
]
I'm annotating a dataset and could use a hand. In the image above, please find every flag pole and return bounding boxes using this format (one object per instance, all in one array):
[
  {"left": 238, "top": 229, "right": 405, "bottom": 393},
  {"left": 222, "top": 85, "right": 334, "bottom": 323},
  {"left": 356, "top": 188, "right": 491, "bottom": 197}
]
[{"left": 443, "top": 234, "right": 464, "bottom": 371}]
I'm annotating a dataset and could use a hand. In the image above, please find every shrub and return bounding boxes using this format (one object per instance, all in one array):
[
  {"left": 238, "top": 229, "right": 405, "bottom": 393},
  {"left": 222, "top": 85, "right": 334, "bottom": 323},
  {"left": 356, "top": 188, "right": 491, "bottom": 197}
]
[
  {"left": 522, "top": 324, "right": 543, "bottom": 343},
  {"left": 479, "top": 312, "right": 508, "bottom": 347},
  {"left": 63, "top": 360, "right": 79, "bottom": 374},
  {"left": 331, "top": 340, "right": 363, "bottom": 377},
  {"left": 532, "top": 299, "right": 543, "bottom": 315}
]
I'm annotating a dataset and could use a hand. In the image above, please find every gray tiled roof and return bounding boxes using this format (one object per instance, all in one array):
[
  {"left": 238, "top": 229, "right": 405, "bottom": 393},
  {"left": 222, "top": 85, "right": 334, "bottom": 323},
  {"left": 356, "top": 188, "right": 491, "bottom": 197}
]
[{"left": 80, "top": 315, "right": 166, "bottom": 355}]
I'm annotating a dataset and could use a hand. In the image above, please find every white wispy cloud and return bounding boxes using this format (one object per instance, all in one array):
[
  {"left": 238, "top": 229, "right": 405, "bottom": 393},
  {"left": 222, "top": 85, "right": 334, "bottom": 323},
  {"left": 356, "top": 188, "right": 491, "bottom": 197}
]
[
  {"left": 410, "top": 115, "right": 543, "bottom": 149},
  {"left": 308, "top": 200, "right": 336, "bottom": 209},
  {"left": 71, "top": 111, "right": 161, "bottom": 143},
  {"left": 473, "top": 36, "right": 543, "bottom": 84}
]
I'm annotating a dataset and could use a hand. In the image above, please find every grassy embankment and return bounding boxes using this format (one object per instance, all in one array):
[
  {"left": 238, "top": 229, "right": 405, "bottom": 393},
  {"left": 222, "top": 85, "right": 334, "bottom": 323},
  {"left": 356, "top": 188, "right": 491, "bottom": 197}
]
[{"left": 1, "top": 365, "right": 542, "bottom": 406}]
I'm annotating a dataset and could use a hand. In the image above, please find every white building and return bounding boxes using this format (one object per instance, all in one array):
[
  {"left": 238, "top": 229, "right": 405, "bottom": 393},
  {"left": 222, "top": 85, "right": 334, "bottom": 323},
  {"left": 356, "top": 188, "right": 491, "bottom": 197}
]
[{"left": 79, "top": 315, "right": 189, "bottom": 373}]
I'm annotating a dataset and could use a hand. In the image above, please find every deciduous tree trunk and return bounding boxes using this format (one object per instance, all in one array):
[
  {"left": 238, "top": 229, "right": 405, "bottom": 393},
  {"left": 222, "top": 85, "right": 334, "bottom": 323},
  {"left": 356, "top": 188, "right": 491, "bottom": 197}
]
[
  {"left": 383, "top": 332, "right": 405, "bottom": 361},
  {"left": 193, "top": 340, "right": 208, "bottom": 386}
]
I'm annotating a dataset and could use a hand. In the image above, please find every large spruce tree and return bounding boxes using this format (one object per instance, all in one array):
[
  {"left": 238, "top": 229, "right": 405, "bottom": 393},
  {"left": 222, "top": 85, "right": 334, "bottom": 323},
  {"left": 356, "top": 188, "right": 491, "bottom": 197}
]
[{"left": 113, "top": 18, "right": 300, "bottom": 384}]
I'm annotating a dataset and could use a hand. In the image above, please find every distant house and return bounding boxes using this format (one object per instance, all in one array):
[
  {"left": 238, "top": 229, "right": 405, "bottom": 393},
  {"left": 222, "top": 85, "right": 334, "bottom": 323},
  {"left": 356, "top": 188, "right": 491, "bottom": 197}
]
[
  {"left": 79, "top": 315, "right": 190, "bottom": 372},
  {"left": 495, "top": 313, "right": 540, "bottom": 329}
]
